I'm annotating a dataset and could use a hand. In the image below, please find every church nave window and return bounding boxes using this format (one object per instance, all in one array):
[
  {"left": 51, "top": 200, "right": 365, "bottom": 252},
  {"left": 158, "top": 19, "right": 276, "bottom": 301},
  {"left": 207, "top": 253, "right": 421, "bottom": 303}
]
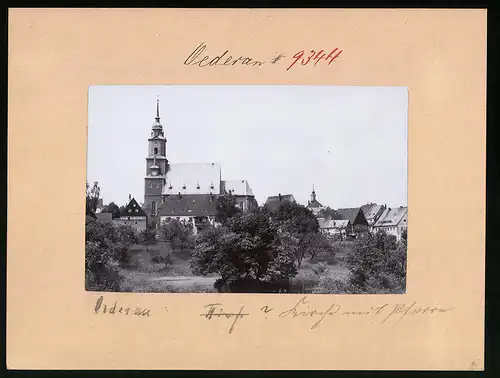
[
  {"left": 156, "top": 182, "right": 160, "bottom": 188},
  {"left": 149, "top": 182, "right": 152, "bottom": 188}
]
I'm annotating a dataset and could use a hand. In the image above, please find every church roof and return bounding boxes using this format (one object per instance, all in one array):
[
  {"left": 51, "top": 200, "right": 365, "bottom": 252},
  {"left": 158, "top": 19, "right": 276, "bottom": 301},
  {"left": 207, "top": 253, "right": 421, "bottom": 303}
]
[
  {"left": 120, "top": 198, "right": 147, "bottom": 218},
  {"left": 162, "top": 162, "right": 222, "bottom": 195},
  {"left": 158, "top": 194, "right": 218, "bottom": 217},
  {"left": 308, "top": 199, "right": 323, "bottom": 208},
  {"left": 221, "top": 180, "right": 254, "bottom": 196}
]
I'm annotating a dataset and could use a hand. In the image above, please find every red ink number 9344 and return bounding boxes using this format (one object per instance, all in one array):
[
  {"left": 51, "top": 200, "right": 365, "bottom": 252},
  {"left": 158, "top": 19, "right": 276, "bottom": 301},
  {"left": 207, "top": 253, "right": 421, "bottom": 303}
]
[{"left": 286, "top": 48, "right": 343, "bottom": 71}]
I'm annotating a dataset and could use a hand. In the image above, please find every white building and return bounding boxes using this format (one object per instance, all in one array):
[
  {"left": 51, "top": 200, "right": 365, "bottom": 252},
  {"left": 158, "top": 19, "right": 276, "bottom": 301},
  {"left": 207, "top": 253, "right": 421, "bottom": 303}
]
[{"left": 372, "top": 206, "right": 408, "bottom": 241}]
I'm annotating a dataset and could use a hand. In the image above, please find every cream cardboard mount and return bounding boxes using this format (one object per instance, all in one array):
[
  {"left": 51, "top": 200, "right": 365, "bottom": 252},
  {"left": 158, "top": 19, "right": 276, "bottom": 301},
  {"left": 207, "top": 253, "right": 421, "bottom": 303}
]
[{"left": 6, "top": 9, "right": 486, "bottom": 370}]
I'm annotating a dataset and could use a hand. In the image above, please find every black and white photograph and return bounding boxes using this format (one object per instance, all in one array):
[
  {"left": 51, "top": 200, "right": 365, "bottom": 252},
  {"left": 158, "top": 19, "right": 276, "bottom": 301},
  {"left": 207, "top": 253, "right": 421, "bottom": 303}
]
[{"left": 86, "top": 85, "right": 408, "bottom": 294}]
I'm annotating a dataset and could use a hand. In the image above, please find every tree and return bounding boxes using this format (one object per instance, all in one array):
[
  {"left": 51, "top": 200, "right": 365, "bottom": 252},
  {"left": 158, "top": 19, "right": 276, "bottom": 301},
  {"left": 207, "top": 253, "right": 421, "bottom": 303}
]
[
  {"left": 343, "top": 229, "right": 406, "bottom": 293},
  {"left": 86, "top": 181, "right": 101, "bottom": 217},
  {"left": 267, "top": 201, "right": 320, "bottom": 269},
  {"left": 216, "top": 193, "right": 242, "bottom": 224},
  {"left": 305, "top": 232, "right": 336, "bottom": 261},
  {"left": 85, "top": 215, "right": 138, "bottom": 291},
  {"left": 190, "top": 208, "right": 297, "bottom": 287},
  {"left": 139, "top": 220, "right": 156, "bottom": 252},
  {"left": 159, "top": 218, "right": 195, "bottom": 253},
  {"left": 102, "top": 202, "right": 121, "bottom": 219}
]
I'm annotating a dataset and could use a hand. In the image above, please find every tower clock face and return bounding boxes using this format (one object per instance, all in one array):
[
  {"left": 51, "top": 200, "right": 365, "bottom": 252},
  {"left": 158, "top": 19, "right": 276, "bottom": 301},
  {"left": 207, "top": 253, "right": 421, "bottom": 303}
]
[{"left": 152, "top": 171, "right": 157, "bottom": 176}]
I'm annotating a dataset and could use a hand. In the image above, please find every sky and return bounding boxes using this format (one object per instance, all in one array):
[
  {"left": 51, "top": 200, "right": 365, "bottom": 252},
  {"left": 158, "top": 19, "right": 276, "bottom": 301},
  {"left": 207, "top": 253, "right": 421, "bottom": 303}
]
[{"left": 87, "top": 85, "right": 408, "bottom": 209}]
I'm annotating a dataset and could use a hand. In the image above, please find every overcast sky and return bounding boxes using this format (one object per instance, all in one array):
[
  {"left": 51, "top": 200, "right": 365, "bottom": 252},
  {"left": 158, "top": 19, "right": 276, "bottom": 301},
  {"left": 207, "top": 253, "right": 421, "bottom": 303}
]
[{"left": 87, "top": 85, "right": 407, "bottom": 209}]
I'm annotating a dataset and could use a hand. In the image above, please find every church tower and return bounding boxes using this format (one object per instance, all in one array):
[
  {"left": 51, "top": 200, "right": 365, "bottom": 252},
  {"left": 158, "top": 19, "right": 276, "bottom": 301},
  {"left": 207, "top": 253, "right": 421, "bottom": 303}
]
[{"left": 144, "top": 99, "right": 168, "bottom": 216}]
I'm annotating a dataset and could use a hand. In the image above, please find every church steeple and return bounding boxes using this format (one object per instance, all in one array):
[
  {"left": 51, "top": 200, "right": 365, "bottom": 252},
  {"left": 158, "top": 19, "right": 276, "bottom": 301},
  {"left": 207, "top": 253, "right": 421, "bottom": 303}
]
[
  {"left": 152, "top": 98, "right": 163, "bottom": 133},
  {"left": 155, "top": 98, "right": 160, "bottom": 123},
  {"left": 311, "top": 185, "right": 316, "bottom": 202}
]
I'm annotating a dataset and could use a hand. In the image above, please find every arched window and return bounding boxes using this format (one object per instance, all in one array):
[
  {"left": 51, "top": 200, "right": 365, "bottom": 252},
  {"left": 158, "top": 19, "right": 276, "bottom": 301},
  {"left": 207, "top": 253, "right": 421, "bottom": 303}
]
[
  {"left": 152, "top": 201, "right": 157, "bottom": 214},
  {"left": 153, "top": 147, "right": 158, "bottom": 155}
]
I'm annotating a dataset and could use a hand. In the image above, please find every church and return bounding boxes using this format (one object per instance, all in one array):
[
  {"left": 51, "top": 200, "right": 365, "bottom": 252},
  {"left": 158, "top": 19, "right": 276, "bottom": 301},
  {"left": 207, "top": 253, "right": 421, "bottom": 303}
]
[{"left": 142, "top": 100, "right": 256, "bottom": 233}]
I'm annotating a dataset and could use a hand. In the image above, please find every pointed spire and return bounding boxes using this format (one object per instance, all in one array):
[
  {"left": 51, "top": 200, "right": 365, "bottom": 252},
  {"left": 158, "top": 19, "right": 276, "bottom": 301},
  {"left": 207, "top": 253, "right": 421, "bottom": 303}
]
[
  {"left": 155, "top": 98, "right": 160, "bottom": 122},
  {"left": 311, "top": 185, "right": 316, "bottom": 202}
]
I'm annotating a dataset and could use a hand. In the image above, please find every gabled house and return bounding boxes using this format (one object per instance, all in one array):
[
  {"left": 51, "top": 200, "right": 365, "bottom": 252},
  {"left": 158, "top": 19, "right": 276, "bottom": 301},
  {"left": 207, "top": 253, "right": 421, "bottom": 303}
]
[
  {"left": 361, "top": 203, "right": 386, "bottom": 228},
  {"left": 264, "top": 193, "right": 296, "bottom": 213},
  {"left": 158, "top": 193, "right": 218, "bottom": 235},
  {"left": 221, "top": 179, "right": 257, "bottom": 212},
  {"left": 335, "top": 207, "right": 369, "bottom": 235},
  {"left": 113, "top": 197, "right": 148, "bottom": 231},
  {"left": 318, "top": 217, "right": 350, "bottom": 237},
  {"left": 373, "top": 206, "right": 408, "bottom": 241}
]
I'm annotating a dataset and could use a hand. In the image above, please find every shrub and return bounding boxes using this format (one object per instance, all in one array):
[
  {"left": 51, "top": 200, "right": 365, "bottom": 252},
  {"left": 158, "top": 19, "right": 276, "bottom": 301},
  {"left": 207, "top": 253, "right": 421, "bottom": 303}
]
[
  {"left": 311, "top": 261, "right": 329, "bottom": 276},
  {"left": 312, "top": 271, "right": 361, "bottom": 294},
  {"left": 290, "top": 271, "right": 320, "bottom": 293}
]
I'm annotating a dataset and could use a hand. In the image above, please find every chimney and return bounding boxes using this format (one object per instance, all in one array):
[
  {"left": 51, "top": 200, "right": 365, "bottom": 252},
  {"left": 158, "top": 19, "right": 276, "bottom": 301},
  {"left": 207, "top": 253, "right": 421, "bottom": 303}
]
[
  {"left": 178, "top": 192, "right": 181, "bottom": 198},
  {"left": 128, "top": 194, "right": 131, "bottom": 202},
  {"left": 278, "top": 193, "right": 282, "bottom": 202}
]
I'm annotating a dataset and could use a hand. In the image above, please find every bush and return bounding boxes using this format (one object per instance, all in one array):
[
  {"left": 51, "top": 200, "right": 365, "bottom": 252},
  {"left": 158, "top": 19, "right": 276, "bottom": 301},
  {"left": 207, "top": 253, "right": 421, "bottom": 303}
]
[
  {"left": 312, "top": 271, "right": 361, "bottom": 294},
  {"left": 311, "top": 261, "right": 329, "bottom": 276},
  {"left": 290, "top": 271, "right": 320, "bottom": 293}
]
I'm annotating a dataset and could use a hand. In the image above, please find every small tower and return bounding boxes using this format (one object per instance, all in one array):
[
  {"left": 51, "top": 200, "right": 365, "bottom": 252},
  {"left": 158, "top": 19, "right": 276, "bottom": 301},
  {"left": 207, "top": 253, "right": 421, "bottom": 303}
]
[
  {"left": 311, "top": 185, "right": 317, "bottom": 203},
  {"left": 144, "top": 99, "right": 168, "bottom": 216}
]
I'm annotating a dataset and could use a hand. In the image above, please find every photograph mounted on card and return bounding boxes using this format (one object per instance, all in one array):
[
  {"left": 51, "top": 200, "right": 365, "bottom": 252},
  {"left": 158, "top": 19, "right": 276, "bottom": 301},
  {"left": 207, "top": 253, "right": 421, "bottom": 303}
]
[{"left": 7, "top": 8, "right": 486, "bottom": 371}]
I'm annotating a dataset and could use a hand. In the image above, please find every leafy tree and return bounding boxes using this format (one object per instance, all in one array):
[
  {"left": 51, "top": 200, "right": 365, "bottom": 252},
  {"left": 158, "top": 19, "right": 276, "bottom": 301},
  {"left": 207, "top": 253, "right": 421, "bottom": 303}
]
[
  {"left": 190, "top": 208, "right": 297, "bottom": 285},
  {"left": 85, "top": 216, "right": 138, "bottom": 291},
  {"left": 305, "top": 232, "right": 336, "bottom": 261},
  {"left": 159, "top": 218, "right": 195, "bottom": 253},
  {"left": 266, "top": 201, "right": 320, "bottom": 269},
  {"left": 216, "top": 193, "right": 242, "bottom": 224},
  {"left": 102, "top": 201, "right": 121, "bottom": 219},
  {"left": 317, "top": 206, "right": 339, "bottom": 220},
  {"left": 86, "top": 181, "right": 101, "bottom": 217},
  {"left": 139, "top": 220, "right": 157, "bottom": 252},
  {"left": 344, "top": 229, "right": 406, "bottom": 293}
]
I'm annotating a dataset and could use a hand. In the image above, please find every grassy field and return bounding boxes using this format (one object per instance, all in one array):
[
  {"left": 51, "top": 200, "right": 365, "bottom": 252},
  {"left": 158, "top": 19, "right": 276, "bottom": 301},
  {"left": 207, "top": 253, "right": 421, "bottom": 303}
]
[{"left": 118, "top": 240, "right": 352, "bottom": 293}]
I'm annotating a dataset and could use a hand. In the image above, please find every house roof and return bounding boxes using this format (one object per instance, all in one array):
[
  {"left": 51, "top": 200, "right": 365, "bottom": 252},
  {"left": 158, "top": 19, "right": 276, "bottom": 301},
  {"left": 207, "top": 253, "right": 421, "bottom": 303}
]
[
  {"left": 221, "top": 180, "right": 254, "bottom": 196},
  {"left": 373, "top": 206, "right": 408, "bottom": 227},
  {"left": 120, "top": 198, "right": 147, "bottom": 218},
  {"left": 264, "top": 194, "right": 296, "bottom": 212},
  {"left": 158, "top": 194, "right": 218, "bottom": 217},
  {"left": 335, "top": 207, "right": 368, "bottom": 225},
  {"left": 318, "top": 218, "right": 350, "bottom": 229},
  {"left": 162, "top": 162, "right": 222, "bottom": 195},
  {"left": 361, "top": 203, "right": 384, "bottom": 222}
]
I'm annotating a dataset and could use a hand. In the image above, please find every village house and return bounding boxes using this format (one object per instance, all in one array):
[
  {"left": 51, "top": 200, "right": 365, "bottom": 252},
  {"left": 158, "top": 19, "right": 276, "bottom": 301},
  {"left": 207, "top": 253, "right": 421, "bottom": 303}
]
[
  {"left": 335, "top": 207, "right": 370, "bottom": 236},
  {"left": 318, "top": 218, "right": 350, "bottom": 237},
  {"left": 361, "top": 203, "right": 387, "bottom": 229},
  {"left": 221, "top": 180, "right": 258, "bottom": 212},
  {"left": 113, "top": 197, "right": 148, "bottom": 232},
  {"left": 158, "top": 193, "right": 218, "bottom": 235},
  {"left": 264, "top": 193, "right": 296, "bottom": 213},
  {"left": 372, "top": 206, "right": 408, "bottom": 241}
]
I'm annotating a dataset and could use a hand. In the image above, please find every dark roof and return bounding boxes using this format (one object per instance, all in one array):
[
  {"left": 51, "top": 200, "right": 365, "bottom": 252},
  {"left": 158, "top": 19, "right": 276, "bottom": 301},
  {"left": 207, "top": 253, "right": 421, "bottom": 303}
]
[
  {"left": 335, "top": 207, "right": 368, "bottom": 225},
  {"left": 308, "top": 199, "right": 323, "bottom": 208},
  {"left": 158, "top": 194, "right": 218, "bottom": 217},
  {"left": 264, "top": 194, "right": 296, "bottom": 212},
  {"left": 120, "top": 198, "right": 147, "bottom": 217}
]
